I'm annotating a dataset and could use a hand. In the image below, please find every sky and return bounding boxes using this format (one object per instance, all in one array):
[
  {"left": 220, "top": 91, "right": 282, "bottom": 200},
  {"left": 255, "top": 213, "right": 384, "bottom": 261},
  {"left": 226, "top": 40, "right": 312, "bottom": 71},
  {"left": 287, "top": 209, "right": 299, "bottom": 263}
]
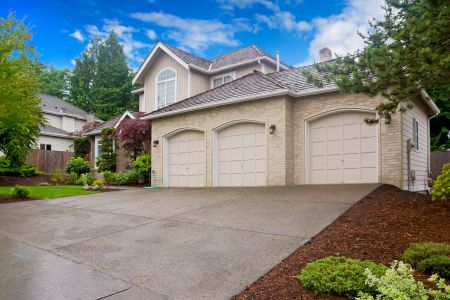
[{"left": 1, "top": 0, "right": 385, "bottom": 70}]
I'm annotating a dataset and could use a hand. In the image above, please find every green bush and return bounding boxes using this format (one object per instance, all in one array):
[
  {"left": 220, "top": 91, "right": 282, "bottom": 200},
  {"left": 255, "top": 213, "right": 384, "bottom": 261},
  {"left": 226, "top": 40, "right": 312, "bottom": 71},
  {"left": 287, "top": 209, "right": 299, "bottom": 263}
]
[
  {"left": 102, "top": 171, "right": 117, "bottom": 185},
  {"left": 67, "top": 172, "right": 80, "bottom": 185},
  {"left": 298, "top": 255, "right": 387, "bottom": 297},
  {"left": 0, "top": 156, "right": 42, "bottom": 177},
  {"left": 431, "top": 164, "right": 450, "bottom": 201},
  {"left": 403, "top": 242, "right": 450, "bottom": 278},
  {"left": 49, "top": 169, "right": 64, "bottom": 185},
  {"left": 10, "top": 185, "right": 30, "bottom": 198},
  {"left": 131, "top": 154, "right": 151, "bottom": 182},
  {"left": 356, "top": 261, "right": 450, "bottom": 300},
  {"left": 115, "top": 170, "right": 138, "bottom": 185},
  {"left": 96, "top": 128, "right": 116, "bottom": 172},
  {"left": 92, "top": 179, "right": 105, "bottom": 189},
  {"left": 65, "top": 157, "right": 91, "bottom": 176}
]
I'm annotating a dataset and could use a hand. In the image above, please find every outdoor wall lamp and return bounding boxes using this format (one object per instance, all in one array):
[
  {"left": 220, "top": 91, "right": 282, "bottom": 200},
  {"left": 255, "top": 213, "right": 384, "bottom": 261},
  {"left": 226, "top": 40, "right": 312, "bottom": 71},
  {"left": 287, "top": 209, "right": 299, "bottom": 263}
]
[
  {"left": 384, "top": 115, "right": 391, "bottom": 124},
  {"left": 153, "top": 140, "right": 159, "bottom": 147},
  {"left": 269, "top": 124, "right": 276, "bottom": 134}
]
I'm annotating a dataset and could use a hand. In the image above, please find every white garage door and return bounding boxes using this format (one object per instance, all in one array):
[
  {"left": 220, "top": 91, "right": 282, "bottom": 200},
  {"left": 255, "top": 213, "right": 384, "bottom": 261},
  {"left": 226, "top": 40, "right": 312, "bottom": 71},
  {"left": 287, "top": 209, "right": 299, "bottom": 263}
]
[
  {"left": 309, "top": 111, "right": 378, "bottom": 184},
  {"left": 217, "top": 123, "right": 266, "bottom": 186},
  {"left": 167, "top": 130, "right": 205, "bottom": 187}
]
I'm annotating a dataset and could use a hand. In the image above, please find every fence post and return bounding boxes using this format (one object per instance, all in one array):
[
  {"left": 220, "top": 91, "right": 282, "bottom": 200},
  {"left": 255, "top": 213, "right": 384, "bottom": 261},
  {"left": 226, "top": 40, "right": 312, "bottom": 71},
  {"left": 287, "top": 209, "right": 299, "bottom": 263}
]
[{"left": 35, "top": 148, "right": 40, "bottom": 171}]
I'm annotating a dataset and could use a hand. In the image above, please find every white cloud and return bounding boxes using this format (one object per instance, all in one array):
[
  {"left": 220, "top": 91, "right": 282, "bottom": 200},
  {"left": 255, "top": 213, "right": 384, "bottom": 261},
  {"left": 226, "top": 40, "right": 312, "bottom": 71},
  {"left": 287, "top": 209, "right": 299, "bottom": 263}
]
[
  {"left": 69, "top": 30, "right": 85, "bottom": 42},
  {"left": 146, "top": 29, "right": 157, "bottom": 40},
  {"left": 130, "top": 12, "right": 251, "bottom": 52},
  {"left": 218, "top": 0, "right": 278, "bottom": 11},
  {"left": 301, "top": 0, "right": 385, "bottom": 64},
  {"left": 83, "top": 19, "right": 152, "bottom": 63}
]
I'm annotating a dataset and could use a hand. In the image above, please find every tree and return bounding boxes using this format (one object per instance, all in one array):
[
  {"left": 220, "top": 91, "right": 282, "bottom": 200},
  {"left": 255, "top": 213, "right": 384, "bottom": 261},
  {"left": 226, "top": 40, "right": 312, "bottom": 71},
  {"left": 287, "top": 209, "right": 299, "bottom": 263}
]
[
  {"left": 96, "top": 128, "right": 116, "bottom": 172},
  {"left": 69, "top": 32, "right": 137, "bottom": 120},
  {"left": 115, "top": 113, "right": 151, "bottom": 161},
  {"left": 37, "top": 65, "right": 69, "bottom": 100},
  {"left": 304, "top": 0, "right": 449, "bottom": 145},
  {"left": 0, "top": 13, "right": 46, "bottom": 166}
]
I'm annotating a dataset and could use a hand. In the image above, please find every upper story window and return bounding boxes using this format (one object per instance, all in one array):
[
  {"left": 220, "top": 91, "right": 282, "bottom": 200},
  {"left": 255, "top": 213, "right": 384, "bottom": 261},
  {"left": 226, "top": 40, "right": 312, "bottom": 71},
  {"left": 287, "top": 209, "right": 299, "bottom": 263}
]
[
  {"left": 412, "top": 118, "right": 419, "bottom": 150},
  {"left": 211, "top": 72, "right": 235, "bottom": 89},
  {"left": 156, "top": 68, "right": 176, "bottom": 109}
]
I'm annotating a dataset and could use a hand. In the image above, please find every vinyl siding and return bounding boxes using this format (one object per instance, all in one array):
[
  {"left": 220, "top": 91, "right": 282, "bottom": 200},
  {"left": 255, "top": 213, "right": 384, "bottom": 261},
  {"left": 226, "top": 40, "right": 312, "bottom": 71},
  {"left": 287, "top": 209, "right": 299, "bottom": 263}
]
[
  {"left": 143, "top": 51, "right": 189, "bottom": 112},
  {"left": 402, "top": 101, "right": 429, "bottom": 191},
  {"left": 139, "top": 93, "right": 145, "bottom": 112},
  {"left": 191, "top": 70, "right": 210, "bottom": 97},
  {"left": 62, "top": 116, "right": 75, "bottom": 132},
  {"left": 45, "top": 113, "right": 62, "bottom": 128},
  {"left": 234, "top": 62, "right": 262, "bottom": 78},
  {"left": 37, "top": 135, "right": 74, "bottom": 152},
  {"left": 75, "top": 119, "right": 86, "bottom": 132}
]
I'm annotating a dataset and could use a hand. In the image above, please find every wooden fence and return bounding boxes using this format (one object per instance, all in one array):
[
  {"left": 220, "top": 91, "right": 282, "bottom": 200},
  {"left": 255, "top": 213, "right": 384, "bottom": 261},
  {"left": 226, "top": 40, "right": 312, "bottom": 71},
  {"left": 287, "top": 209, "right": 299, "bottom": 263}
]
[
  {"left": 430, "top": 151, "right": 450, "bottom": 179},
  {"left": 26, "top": 149, "right": 74, "bottom": 174}
]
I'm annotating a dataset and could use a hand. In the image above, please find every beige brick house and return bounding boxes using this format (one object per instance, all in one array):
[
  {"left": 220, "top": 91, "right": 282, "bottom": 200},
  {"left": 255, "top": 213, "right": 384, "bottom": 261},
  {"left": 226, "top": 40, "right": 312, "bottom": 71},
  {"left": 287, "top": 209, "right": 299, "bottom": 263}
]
[{"left": 133, "top": 42, "right": 439, "bottom": 191}]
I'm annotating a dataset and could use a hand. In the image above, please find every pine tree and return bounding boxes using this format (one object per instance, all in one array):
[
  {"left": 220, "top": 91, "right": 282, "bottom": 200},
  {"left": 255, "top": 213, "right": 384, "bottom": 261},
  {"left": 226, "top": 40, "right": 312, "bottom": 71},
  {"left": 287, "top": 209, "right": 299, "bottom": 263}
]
[{"left": 37, "top": 65, "right": 69, "bottom": 100}]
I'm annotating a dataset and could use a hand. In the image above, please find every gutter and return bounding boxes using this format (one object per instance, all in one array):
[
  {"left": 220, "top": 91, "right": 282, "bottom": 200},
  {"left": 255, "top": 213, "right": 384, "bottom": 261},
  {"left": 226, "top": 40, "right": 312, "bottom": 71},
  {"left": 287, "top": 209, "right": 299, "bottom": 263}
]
[
  {"left": 40, "top": 132, "right": 75, "bottom": 139},
  {"left": 131, "top": 88, "right": 144, "bottom": 94},
  {"left": 43, "top": 110, "right": 88, "bottom": 120}
]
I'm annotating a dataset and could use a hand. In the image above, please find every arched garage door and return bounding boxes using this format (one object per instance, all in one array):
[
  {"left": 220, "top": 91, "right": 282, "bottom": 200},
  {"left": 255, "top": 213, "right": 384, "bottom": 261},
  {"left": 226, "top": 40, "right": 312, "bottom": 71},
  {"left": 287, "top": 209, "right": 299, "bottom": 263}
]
[
  {"left": 167, "top": 130, "right": 205, "bottom": 187},
  {"left": 308, "top": 111, "right": 378, "bottom": 184},
  {"left": 216, "top": 122, "right": 266, "bottom": 186}
]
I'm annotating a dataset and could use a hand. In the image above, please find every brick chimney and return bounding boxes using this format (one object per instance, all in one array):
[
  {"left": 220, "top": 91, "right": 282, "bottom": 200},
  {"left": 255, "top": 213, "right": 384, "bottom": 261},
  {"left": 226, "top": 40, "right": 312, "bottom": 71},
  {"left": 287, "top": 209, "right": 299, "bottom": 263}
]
[{"left": 319, "top": 47, "right": 332, "bottom": 62}]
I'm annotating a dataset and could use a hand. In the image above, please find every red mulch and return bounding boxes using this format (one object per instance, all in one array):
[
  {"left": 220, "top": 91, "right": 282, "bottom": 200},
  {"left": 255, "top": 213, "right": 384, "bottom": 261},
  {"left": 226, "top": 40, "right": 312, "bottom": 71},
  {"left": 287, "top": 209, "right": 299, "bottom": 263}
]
[
  {"left": 234, "top": 185, "right": 450, "bottom": 300},
  {"left": 0, "top": 175, "right": 52, "bottom": 186}
]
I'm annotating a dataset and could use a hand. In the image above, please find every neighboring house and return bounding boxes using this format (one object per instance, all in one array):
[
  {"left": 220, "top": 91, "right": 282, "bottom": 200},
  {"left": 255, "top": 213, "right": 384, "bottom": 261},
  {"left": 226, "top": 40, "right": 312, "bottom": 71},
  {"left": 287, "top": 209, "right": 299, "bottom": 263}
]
[
  {"left": 84, "top": 110, "right": 138, "bottom": 171},
  {"left": 135, "top": 42, "right": 439, "bottom": 191},
  {"left": 39, "top": 94, "right": 95, "bottom": 151}
]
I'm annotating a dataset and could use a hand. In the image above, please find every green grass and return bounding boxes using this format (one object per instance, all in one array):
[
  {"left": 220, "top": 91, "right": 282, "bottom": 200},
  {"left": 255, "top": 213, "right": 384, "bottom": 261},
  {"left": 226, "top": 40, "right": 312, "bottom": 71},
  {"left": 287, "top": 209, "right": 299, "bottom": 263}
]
[{"left": 0, "top": 185, "right": 97, "bottom": 199}]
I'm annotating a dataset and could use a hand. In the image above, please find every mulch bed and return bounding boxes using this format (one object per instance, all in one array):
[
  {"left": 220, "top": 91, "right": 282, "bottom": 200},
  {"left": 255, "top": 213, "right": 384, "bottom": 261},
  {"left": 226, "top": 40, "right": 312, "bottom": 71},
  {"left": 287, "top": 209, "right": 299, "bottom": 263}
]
[
  {"left": 0, "top": 175, "right": 52, "bottom": 186},
  {"left": 234, "top": 185, "right": 450, "bottom": 300}
]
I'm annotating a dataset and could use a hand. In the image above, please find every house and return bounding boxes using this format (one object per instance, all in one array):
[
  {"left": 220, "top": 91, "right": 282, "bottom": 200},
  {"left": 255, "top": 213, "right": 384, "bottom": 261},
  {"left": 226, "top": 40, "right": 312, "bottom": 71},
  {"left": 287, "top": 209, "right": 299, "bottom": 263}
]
[
  {"left": 134, "top": 42, "right": 439, "bottom": 191},
  {"left": 84, "top": 110, "right": 139, "bottom": 171},
  {"left": 38, "top": 94, "right": 95, "bottom": 151}
]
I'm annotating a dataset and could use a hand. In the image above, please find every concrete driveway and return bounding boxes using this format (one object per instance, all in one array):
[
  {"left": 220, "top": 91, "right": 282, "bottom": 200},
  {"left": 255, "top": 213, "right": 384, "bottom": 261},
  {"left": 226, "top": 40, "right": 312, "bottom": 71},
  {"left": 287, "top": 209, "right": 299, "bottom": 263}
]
[{"left": 0, "top": 184, "right": 377, "bottom": 300}]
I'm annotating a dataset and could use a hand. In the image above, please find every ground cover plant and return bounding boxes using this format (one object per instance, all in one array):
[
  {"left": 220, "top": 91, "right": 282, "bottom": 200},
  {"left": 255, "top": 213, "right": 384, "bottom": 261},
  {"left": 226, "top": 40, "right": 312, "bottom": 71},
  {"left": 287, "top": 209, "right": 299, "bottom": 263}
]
[{"left": 403, "top": 242, "right": 450, "bottom": 278}]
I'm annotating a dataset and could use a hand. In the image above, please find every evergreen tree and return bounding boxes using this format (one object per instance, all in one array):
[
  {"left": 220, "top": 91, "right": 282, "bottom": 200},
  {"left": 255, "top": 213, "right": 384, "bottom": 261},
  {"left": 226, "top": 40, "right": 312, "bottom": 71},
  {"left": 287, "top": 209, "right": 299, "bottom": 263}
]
[{"left": 37, "top": 65, "right": 69, "bottom": 99}]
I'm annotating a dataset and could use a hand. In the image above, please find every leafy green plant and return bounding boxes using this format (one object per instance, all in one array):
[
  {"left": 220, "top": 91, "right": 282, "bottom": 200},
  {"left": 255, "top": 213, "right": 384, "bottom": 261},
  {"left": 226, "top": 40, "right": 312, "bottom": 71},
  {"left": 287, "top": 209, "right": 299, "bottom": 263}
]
[
  {"left": 403, "top": 242, "right": 450, "bottom": 278},
  {"left": 96, "top": 128, "right": 117, "bottom": 172},
  {"left": 10, "top": 185, "right": 30, "bottom": 198},
  {"left": 0, "top": 156, "right": 42, "bottom": 177},
  {"left": 115, "top": 170, "right": 138, "bottom": 185},
  {"left": 356, "top": 261, "right": 450, "bottom": 300},
  {"left": 102, "top": 171, "right": 117, "bottom": 185},
  {"left": 431, "top": 164, "right": 450, "bottom": 201},
  {"left": 298, "top": 255, "right": 387, "bottom": 297},
  {"left": 49, "top": 169, "right": 64, "bottom": 185},
  {"left": 131, "top": 154, "right": 151, "bottom": 182},
  {"left": 92, "top": 179, "right": 104, "bottom": 189},
  {"left": 66, "top": 172, "right": 79, "bottom": 185},
  {"left": 65, "top": 157, "right": 90, "bottom": 176},
  {"left": 74, "top": 137, "right": 91, "bottom": 158}
]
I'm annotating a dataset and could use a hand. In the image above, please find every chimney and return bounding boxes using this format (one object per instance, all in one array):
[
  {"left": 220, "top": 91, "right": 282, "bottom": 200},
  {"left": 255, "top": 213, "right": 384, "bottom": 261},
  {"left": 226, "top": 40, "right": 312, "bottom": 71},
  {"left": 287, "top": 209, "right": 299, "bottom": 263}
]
[
  {"left": 276, "top": 50, "right": 280, "bottom": 71},
  {"left": 319, "top": 47, "right": 332, "bottom": 62}
]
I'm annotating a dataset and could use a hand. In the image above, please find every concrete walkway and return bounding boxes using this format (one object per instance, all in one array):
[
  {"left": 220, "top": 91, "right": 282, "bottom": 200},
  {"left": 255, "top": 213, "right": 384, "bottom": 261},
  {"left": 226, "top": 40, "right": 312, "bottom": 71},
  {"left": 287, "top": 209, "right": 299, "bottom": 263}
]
[{"left": 0, "top": 184, "right": 377, "bottom": 300}]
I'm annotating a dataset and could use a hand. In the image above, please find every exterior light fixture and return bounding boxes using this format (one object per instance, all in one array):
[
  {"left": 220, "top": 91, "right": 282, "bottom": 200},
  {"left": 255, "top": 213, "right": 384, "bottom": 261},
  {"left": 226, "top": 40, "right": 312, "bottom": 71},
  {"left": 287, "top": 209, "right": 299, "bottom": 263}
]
[
  {"left": 269, "top": 124, "right": 276, "bottom": 134},
  {"left": 153, "top": 140, "right": 159, "bottom": 147},
  {"left": 384, "top": 116, "right": 391, "bottom": 124}
]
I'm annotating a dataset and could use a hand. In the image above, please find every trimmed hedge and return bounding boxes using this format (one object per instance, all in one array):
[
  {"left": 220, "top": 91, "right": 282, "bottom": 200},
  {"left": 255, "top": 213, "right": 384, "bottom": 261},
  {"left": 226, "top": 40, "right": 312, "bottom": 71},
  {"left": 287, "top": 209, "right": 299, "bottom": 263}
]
[{"left": 403, "top": 242, "right": 450, "bottom": 278}]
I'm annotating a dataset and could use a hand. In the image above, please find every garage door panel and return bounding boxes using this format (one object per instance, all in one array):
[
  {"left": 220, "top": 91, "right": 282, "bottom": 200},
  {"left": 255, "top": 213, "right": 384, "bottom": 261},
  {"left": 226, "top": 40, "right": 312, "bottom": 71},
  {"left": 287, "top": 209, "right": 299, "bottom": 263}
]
[
  {"left": 217, "top": 122, "right": 266, "bottom": 186},
  {"left": 309, "top": 111, "right": 377, "bottom": 184}
]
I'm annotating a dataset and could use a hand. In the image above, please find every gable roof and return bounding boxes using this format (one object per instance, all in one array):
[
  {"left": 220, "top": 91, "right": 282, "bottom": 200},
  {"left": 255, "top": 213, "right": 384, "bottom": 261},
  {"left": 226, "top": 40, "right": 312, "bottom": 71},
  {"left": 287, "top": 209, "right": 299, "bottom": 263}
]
[
  {"left": 84, "top": 111, "right": 138, "bottom": 136},
  {"left": 39, "top": 94, "right": 89, "bottom": 119},
  {"left": 40, "top": 124, "right": 73, "bottom": 138},
  {"left": 133, "top": 42, "right": 291, "bottom": 84}
]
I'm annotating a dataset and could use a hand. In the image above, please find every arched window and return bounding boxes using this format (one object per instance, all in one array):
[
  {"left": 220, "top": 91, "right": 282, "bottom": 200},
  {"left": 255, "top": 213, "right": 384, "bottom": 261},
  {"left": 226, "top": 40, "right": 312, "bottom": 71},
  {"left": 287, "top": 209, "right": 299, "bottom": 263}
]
[{"left": 156, "top": 68, "right": 176, "bottom": 109}]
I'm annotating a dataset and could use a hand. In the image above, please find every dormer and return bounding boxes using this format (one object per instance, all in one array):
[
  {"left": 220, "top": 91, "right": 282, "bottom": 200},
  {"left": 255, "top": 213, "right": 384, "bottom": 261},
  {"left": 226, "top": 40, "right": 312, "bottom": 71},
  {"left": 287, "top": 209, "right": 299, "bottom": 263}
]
[{"left": 132, "top": 42, "right": 290, "bottom": 113}]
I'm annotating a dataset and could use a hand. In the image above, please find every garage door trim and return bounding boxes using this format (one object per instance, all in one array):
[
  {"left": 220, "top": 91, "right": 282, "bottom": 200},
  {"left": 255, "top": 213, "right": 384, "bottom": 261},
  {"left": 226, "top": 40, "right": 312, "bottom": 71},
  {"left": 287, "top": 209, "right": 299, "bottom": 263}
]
[
  {"left": 162, "top": 127, "right": 206, "bottom": 187},
  {"left": 212, "top": 120, "right": 266, "bottom": 187},
  {"left": 304, "top": 109, "right": 379, "bottom": 184}
]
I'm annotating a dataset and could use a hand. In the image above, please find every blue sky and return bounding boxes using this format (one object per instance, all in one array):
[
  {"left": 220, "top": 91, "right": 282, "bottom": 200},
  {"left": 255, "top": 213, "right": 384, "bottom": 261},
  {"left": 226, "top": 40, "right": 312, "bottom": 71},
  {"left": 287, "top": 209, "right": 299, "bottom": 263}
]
[{"left": 1, "top": 0, "right": 384, "bottom": 69}]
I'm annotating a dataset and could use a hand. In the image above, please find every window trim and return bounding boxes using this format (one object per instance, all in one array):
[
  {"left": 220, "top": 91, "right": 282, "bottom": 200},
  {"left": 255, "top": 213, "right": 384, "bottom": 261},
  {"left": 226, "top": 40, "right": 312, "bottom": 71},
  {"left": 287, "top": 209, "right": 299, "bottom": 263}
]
[
  {"left": 412, "top": 117, "right": 419, "bottom": 151},
  {"left": 210, "top": 71, "right": 236, "bottom": 89},
  {"left": 154, "top": 67, "right": 177, "bottom": 110}
]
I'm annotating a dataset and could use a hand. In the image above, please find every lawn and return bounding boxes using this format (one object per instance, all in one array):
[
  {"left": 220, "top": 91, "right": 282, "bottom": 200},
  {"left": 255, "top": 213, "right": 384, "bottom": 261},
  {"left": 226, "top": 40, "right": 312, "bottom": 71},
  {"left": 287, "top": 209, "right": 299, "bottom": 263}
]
[{"left": 0, "top": 185, "right": 97, "bottom": 199}]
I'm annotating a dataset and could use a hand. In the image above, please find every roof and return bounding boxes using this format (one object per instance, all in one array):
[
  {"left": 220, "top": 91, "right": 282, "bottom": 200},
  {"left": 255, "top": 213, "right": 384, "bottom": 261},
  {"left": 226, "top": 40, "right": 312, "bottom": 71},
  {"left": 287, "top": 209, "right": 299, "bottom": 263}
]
[
  {"left": 84, "top": 111, "right": 139, "bottom": 136},
  {"left": 39, "top": 94, "right": 89, "bottom": 119},
  {"left": 133, "top": 42, "right": 291, "bottom": 84},
  {"left": 40, "top": 124, "right": 73, "bottom": 137}
]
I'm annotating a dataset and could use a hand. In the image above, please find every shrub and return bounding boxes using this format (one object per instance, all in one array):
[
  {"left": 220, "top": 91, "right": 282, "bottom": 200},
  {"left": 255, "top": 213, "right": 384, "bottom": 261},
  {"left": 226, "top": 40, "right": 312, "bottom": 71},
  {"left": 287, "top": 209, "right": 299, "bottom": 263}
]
[
  {"left": 67, "top": 172, "right": 80, "bottom": 185},
  {"left": 356, "top": 261, "right": 450, "bottom": 300},
  {"left": 431, "top": 164, "right": 450, "bottom": 201},
  {"left": 74, "top": 137, "right": 91, "bottom": 157},
  {"left": 0, "top": 156, "right": 42, "bottom": 177},
  {"left": 115, "top": 170, "right": 138, "bottom": 185},
  {"left": 96, "top": 128, "right": 116, "bottom": 172},
  {"left": 10, "top": 185, "right": 30, "bottom": 198},
  {"left": 298, "top": 255, "right": 387, "bottom": 297},
  {"left": 102, "top": 171, "right": 117, "bottom": 185},
  {"left": 49, "top": 169, "right": 63, "bottom": 185},
  {"left": 92, "top": 179, "right": 105, "bottom": 189},
  {"left": 80, "top": 173, "right": 94, "bottom": 186},
  {"left": 65, "top": 157, "right": 90, "bottom": 176},
  {"left": 403, "top": 242, "right": 450, "bottom": 278},
  {"left": 131, "top": 154, "right": 151, "bottom": 182}
]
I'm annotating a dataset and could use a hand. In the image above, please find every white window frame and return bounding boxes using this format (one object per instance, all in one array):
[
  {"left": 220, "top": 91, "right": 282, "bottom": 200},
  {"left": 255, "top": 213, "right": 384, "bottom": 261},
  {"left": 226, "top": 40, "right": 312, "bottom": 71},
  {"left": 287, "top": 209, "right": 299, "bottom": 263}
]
[
  {"left": 94, "top": 136, "right": 102, "bottom": 169},
  {"left": 210, "top": 71, "right": 236, "bottom": 89},
  {"left": 154, "top": 67, "right": 177, "bottom": 110},
  {"left": 412, "top": 118, "right": 419, "bottom": 151}
]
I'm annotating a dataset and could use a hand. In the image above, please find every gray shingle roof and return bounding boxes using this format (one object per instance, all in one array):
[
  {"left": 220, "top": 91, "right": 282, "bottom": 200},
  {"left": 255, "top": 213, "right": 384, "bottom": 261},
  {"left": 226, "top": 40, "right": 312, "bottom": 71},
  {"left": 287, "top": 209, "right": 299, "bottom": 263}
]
[
  {"left": 144, "top": 66, "right": 337, "bottom": 119},
  {"left": 41, "top": 124, "right": 72, "bottom": 137},
  {"left": 162, "top": 43, "right": 290, "bottom": 71},
  {"left": 84, "top": 111, "right": 139, "bottom": 136},
  {"left": 39, "top": 94, "right": 89, "bottom": 119}
]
